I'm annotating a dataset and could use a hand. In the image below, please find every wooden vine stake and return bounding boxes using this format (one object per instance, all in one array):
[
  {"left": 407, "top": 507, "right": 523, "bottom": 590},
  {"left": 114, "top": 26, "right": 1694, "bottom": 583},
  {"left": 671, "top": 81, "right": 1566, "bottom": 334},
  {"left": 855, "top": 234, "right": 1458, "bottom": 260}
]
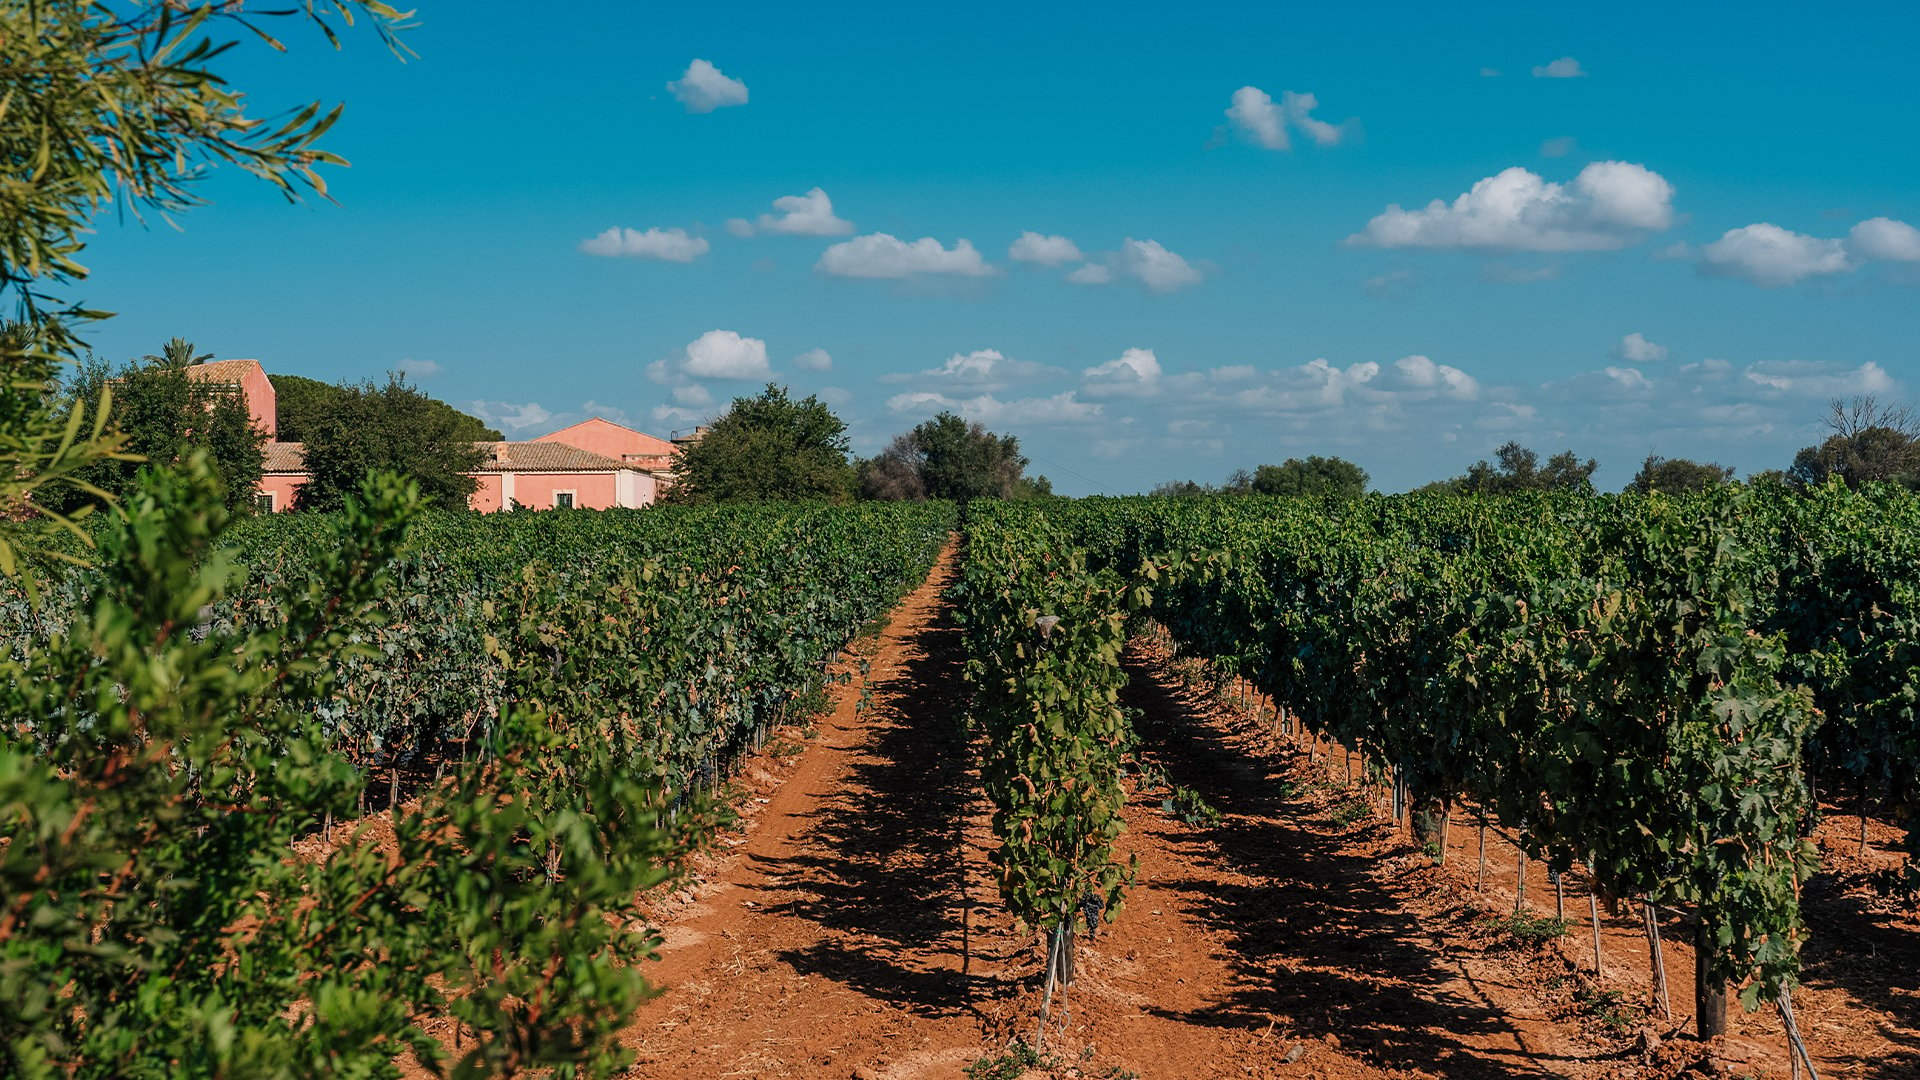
[
  {"left": 1476, "top": 821, "right": 1488, "bottom": 890},
  {"left": 1589, "top": 890, "right": 1604, "bottom": 976},
  {"left": 1778, "top": 985, "right": 1819, "bottom": 1080},
  {"left": 1642, "top": 901, "right": 1670, "bottom": 1020},
  {"left": 1514, "top": 851, "right": 1527, "bottom": 913}
]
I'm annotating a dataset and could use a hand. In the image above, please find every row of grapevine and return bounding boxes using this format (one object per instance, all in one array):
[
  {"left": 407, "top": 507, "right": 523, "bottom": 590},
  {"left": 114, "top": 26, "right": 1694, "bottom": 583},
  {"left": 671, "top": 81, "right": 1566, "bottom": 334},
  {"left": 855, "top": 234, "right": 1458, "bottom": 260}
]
[
  {"left": 953, "top": 504, "right": 1135, "bottom": 1032},
  {"left": 4, "top": 501, "right": 957, "bottom": 811},
  {"left": 971, "top": 483, "right": 1918, "bottom": 1040},
  {"left": 2, "top": 461, "right": 958, "bottom": 1078}
]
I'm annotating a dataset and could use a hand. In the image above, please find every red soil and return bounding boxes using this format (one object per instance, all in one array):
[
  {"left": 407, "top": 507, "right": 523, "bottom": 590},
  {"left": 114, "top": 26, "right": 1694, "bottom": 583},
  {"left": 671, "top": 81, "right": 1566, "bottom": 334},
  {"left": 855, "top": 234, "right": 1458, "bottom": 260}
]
[{"left": 621, "top": 553, "right": 1919, "bottom": 1080}]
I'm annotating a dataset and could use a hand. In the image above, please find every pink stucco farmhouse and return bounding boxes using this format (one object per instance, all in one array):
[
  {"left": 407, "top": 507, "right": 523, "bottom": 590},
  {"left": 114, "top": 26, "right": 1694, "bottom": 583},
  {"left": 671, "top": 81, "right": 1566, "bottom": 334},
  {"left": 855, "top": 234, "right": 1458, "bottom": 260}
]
[{"left": 191, "top": 361, "right": 682, "bottom": 512}]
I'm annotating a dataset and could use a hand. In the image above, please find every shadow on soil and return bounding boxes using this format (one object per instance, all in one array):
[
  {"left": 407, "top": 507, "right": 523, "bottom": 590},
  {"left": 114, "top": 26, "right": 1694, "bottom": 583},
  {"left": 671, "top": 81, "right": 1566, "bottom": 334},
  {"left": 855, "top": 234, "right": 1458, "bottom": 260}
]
[
  {"left": 1120, "top": 647, "right": 1603, "bottom": 1079},
  {"left": 751, "top": 588, "right": 990, "bottom": 1018},
  {"left": 1799, "top": 880, "right": 1920, "bottom": 1080}
]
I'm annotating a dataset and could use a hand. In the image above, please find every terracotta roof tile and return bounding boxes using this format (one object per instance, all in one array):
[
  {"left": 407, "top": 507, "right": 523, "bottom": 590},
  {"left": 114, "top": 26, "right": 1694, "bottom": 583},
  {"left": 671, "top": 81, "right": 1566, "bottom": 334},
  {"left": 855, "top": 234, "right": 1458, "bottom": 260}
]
[
  {"left": 474, "top": 442, "right": 633, "bottom": 473},
  {"left": 184, "top": 359, "right": 265, "bottom": 384},
  {"left": 263, "top": 442, "right": 306, "bottom": 472}
]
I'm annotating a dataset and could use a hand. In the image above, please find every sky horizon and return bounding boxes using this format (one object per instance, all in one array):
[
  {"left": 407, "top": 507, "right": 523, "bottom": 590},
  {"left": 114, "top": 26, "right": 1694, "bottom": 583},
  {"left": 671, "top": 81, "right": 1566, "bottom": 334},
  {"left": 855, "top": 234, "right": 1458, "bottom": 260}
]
[{"left": 72, "top": 1, "right": 1919, "bottom": 495}]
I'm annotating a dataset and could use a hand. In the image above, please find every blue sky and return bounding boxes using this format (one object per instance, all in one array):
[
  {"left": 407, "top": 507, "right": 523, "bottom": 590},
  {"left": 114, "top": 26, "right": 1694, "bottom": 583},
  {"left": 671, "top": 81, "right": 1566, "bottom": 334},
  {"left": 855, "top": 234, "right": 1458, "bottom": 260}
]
[{"left": 76, "top": 1, "right": 1920, "bottom": 493}]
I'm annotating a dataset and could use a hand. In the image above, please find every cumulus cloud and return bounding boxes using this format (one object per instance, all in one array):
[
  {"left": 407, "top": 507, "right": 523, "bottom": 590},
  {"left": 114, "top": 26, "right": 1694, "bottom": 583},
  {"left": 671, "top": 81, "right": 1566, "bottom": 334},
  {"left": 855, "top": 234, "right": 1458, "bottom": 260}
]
[
  {"left": 733, "top": 188, "right": 854, "bottom": 237},
  {"left": 1081, "top": 348, "right": 1163, "bottom": 397},
  {"left": 648, "top": 330, "right": 772, "bottom": 390},
  {"left": 1347, "top": 162, "right": 1675, "bottom": 252},
  {"left": 1533, "top": 57, "right": 1587, "bottom": 78},
  {"left": 1225, "top": 86, "right": 1343, "bottom": 150},
  {"left": 1697, "top": 224, "right": 1852, "bottom": 287},
  {"left": 578, "top": 226, "right": 710, "bottom": 261},
  {"left": 1009, "top": 231, "right": 1084, "bottom": 266},
  {"left": 468, "top": 400, "right": 556, "bottom": 433},
  {"left": 793, "top": 348, "right": 833, "bottom": 372},
  {"left": 885, "top": 348, "right": 1061, "bottom": 392},
  {"left": 1849, "top": 216, "right": 1920, "bottom": 262},
  {"left": 816, "top": 233, "right": 995, "bottom": 278},
  {"left": 1743, "top": 359, "right": 1894, "bottom": 397},
  {"left": 885, "top": 390, "right": 1103, "bottom": 427},
  {"left": 1066, "top": 262, "right": 1113, "bottom": 285},
  {"left": 1393, "top": 355, "right": 1479, "bottom": 399},
  {"left": 667, "top": 59, "right": 748, "bottom": 113},
  {"left": 394, "top": 358, "right": 442, "bottom": 379},
  {"left": 1611, "top": 332, "right": 1669, "bottom": 363},
  {"left": 1071, "top": 239, "right": 1203, "bottom": 292}
]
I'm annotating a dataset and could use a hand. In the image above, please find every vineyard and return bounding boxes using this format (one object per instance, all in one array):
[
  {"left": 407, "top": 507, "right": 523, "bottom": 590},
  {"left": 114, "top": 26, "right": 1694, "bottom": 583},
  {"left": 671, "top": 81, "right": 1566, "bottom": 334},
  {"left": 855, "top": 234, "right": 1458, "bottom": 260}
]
[{"left": 4, "top": 480, "right": 1918, "bottom": 1078}]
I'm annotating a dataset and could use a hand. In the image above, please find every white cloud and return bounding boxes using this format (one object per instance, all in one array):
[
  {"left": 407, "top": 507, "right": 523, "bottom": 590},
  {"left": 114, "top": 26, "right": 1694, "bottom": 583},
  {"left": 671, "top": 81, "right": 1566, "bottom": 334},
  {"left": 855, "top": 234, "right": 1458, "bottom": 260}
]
[
  {"left": 394, "top": 358, "right": 442, "bottom": 379},
  {"left": 1697, "top": 224, "right": 1852, "bottom": 287},
  {"left": 579, "top": 226, "right": 710, "bottom": 262},
  {"left": 1611, "top": 332, "right": 1669, "bottom": 363},
  {"left": 667, "top": 59, "right": 748, "bottom": 113},
  {"left": 1602, "top": 365, "right": 1655, "bottom": 392},
  {"left": 1849, "top": 217, "right": 1920, "bottom": 262},
  {"left": 1532, "top": 57, "right": 1587, "bottom": 78},
  {"left": 1009, "top": 231, "right": 1084, "bottom": 266},
  {"left": 468, "top": 400, "right": 556, "bottom": 433},
  {"left": 1082, "top": 347, "right": 1163, "bottom": 397},
  {"left": 649, "top": 330, "right": 772, "bottom": 390},
  {"left": 672, "top": 383, "right": 715, "bottom": 407},
  {"left": 1225, "top": 86, "right": 1342, "bottom": 151},
  {"left": 885, "top": 348, "right": 1061, "bottom": 392},
  {"left": 1347, "top": 162, "right": 1675, "bottom": 252},
  {"left": 1073, "top": 239, "right": 1203, "bottom": 292},
  {"left": 885, "top": 390, "right": 1103, "bottom": 427},
  {"left": 736, "top": 188, "right": 854, "bottom": 237},
  {"left": 793, "top": 348, "right": 833, "bottom": 372},
  {"left": 1743, "top": 359, "right": 1894, "bottom": 397},
  {"left": 816, "top": 233, "right": 995, "bottom": 278},
  {"left": 1393, "top": 355, "right": 1479, "bottom": 399}
]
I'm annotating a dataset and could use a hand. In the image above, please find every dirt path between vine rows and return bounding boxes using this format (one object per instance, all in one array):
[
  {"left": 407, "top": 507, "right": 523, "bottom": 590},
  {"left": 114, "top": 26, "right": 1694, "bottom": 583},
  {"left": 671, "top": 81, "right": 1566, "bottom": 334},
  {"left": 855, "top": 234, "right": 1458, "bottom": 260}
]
[{"left": 623, "top": 553, "right": 1918, "bottom": 1080}]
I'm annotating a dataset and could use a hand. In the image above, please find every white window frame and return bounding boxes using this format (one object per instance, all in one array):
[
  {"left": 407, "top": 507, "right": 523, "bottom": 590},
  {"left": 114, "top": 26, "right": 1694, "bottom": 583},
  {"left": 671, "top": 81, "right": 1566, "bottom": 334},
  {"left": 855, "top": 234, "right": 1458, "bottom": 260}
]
[
  {"left": 254, "top": 491, "right": 275, "bottom": 513},
  {"left": 552, "top": 489, "right": 577, "bottom": 510}
]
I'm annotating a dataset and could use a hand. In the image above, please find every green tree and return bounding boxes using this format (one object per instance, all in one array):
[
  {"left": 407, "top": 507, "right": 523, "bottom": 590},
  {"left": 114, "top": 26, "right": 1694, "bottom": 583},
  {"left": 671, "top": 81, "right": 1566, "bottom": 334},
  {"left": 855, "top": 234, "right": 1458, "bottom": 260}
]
[
  {"left": 1627, "top": 454, "right": 1736, "bottom": 494},
  {"left": 1249, "top": 456, "right": 1371, "bottom": 498},
  {"left": 670, "top": 384, "right": 853, "bottom": 503},
  {"left": 297, "top": 374, "right": 486, "bottom": 512},
  {"left": 1786, "top": 397, "right": 1920, "bottom": 490},
  {"left": 56, "top": 346, "right": 266, "bottom": 515},
  {"left": 1456, "top": 441, "right": 1598, "bottom": 494},
  {"left": 857, "top": 411, "right": 1043, "bottom": 502},
  {"left": 143, "top": 337, "right": 214, "bottom": 370},
  {"left": 275, "top": 373, "right": 501, "bottom": 443}
]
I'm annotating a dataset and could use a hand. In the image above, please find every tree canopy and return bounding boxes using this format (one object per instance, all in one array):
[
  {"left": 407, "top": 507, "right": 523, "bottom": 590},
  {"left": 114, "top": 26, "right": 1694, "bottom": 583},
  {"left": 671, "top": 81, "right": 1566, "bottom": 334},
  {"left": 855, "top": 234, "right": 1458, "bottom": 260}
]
[
  {"left": 54, "top": 344, "right": 266, "bottom": 515},
  {"left": 669, "top": 384, "right": 854, "bottom": 503},
  {"left": 297, "top": 374, "right": 486, "bottom": 512},
  {"left": 857, "top": 411, "right": 1050, "bottom": 502},
  {"left": 1246, "top": 456, "right": 1370, "bottom": 498},
  {"left": 1452, "top": 441, "right": 1599, "bottom": 495},
  {"left": 274, "top": 373, "right": 500, "bottom": 444},
  {"left": 1628, "top": 455, "right": 1736, "bottom": 494},
  {"left": 1787, "top": 397, "right": 1920, "bottom": 491}
]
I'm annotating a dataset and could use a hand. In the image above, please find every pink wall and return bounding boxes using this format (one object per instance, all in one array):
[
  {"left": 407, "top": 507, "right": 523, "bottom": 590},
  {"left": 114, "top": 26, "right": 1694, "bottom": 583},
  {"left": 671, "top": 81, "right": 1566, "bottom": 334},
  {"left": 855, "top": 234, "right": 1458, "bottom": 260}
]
[
  {"left": 259, "top": 474, "right": 305, "bottom": 512},
  {"left": 471, "top": 473, "right": 505, "bottom": 513},
  {"left": 534, "top": 419, "right": 675, "bottom": 461},
  {"left": 239, "top": 365, "right": 278, "bottom": 440},
  {"left": 509, "top": 472, "right": 619, "bottom": 510}
]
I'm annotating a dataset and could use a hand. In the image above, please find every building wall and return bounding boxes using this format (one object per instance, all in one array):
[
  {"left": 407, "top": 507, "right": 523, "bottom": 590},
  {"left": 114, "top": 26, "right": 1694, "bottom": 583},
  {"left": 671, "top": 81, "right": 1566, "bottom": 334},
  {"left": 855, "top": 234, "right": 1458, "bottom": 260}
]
[
  {"left": 470, "top": 473, "right": 506, "bottom": 513},
  {"left": 238, "top": 364, "right": 277, "bottom": 439},
  {"left": 534, "top": 419, "right": 676, "bottom": 462},
  {"left": 259, "top": 474, "right": 306, "bottom": 512},
  {"left": 508, "top": 471, "right": 619, "bottom": 510}
]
